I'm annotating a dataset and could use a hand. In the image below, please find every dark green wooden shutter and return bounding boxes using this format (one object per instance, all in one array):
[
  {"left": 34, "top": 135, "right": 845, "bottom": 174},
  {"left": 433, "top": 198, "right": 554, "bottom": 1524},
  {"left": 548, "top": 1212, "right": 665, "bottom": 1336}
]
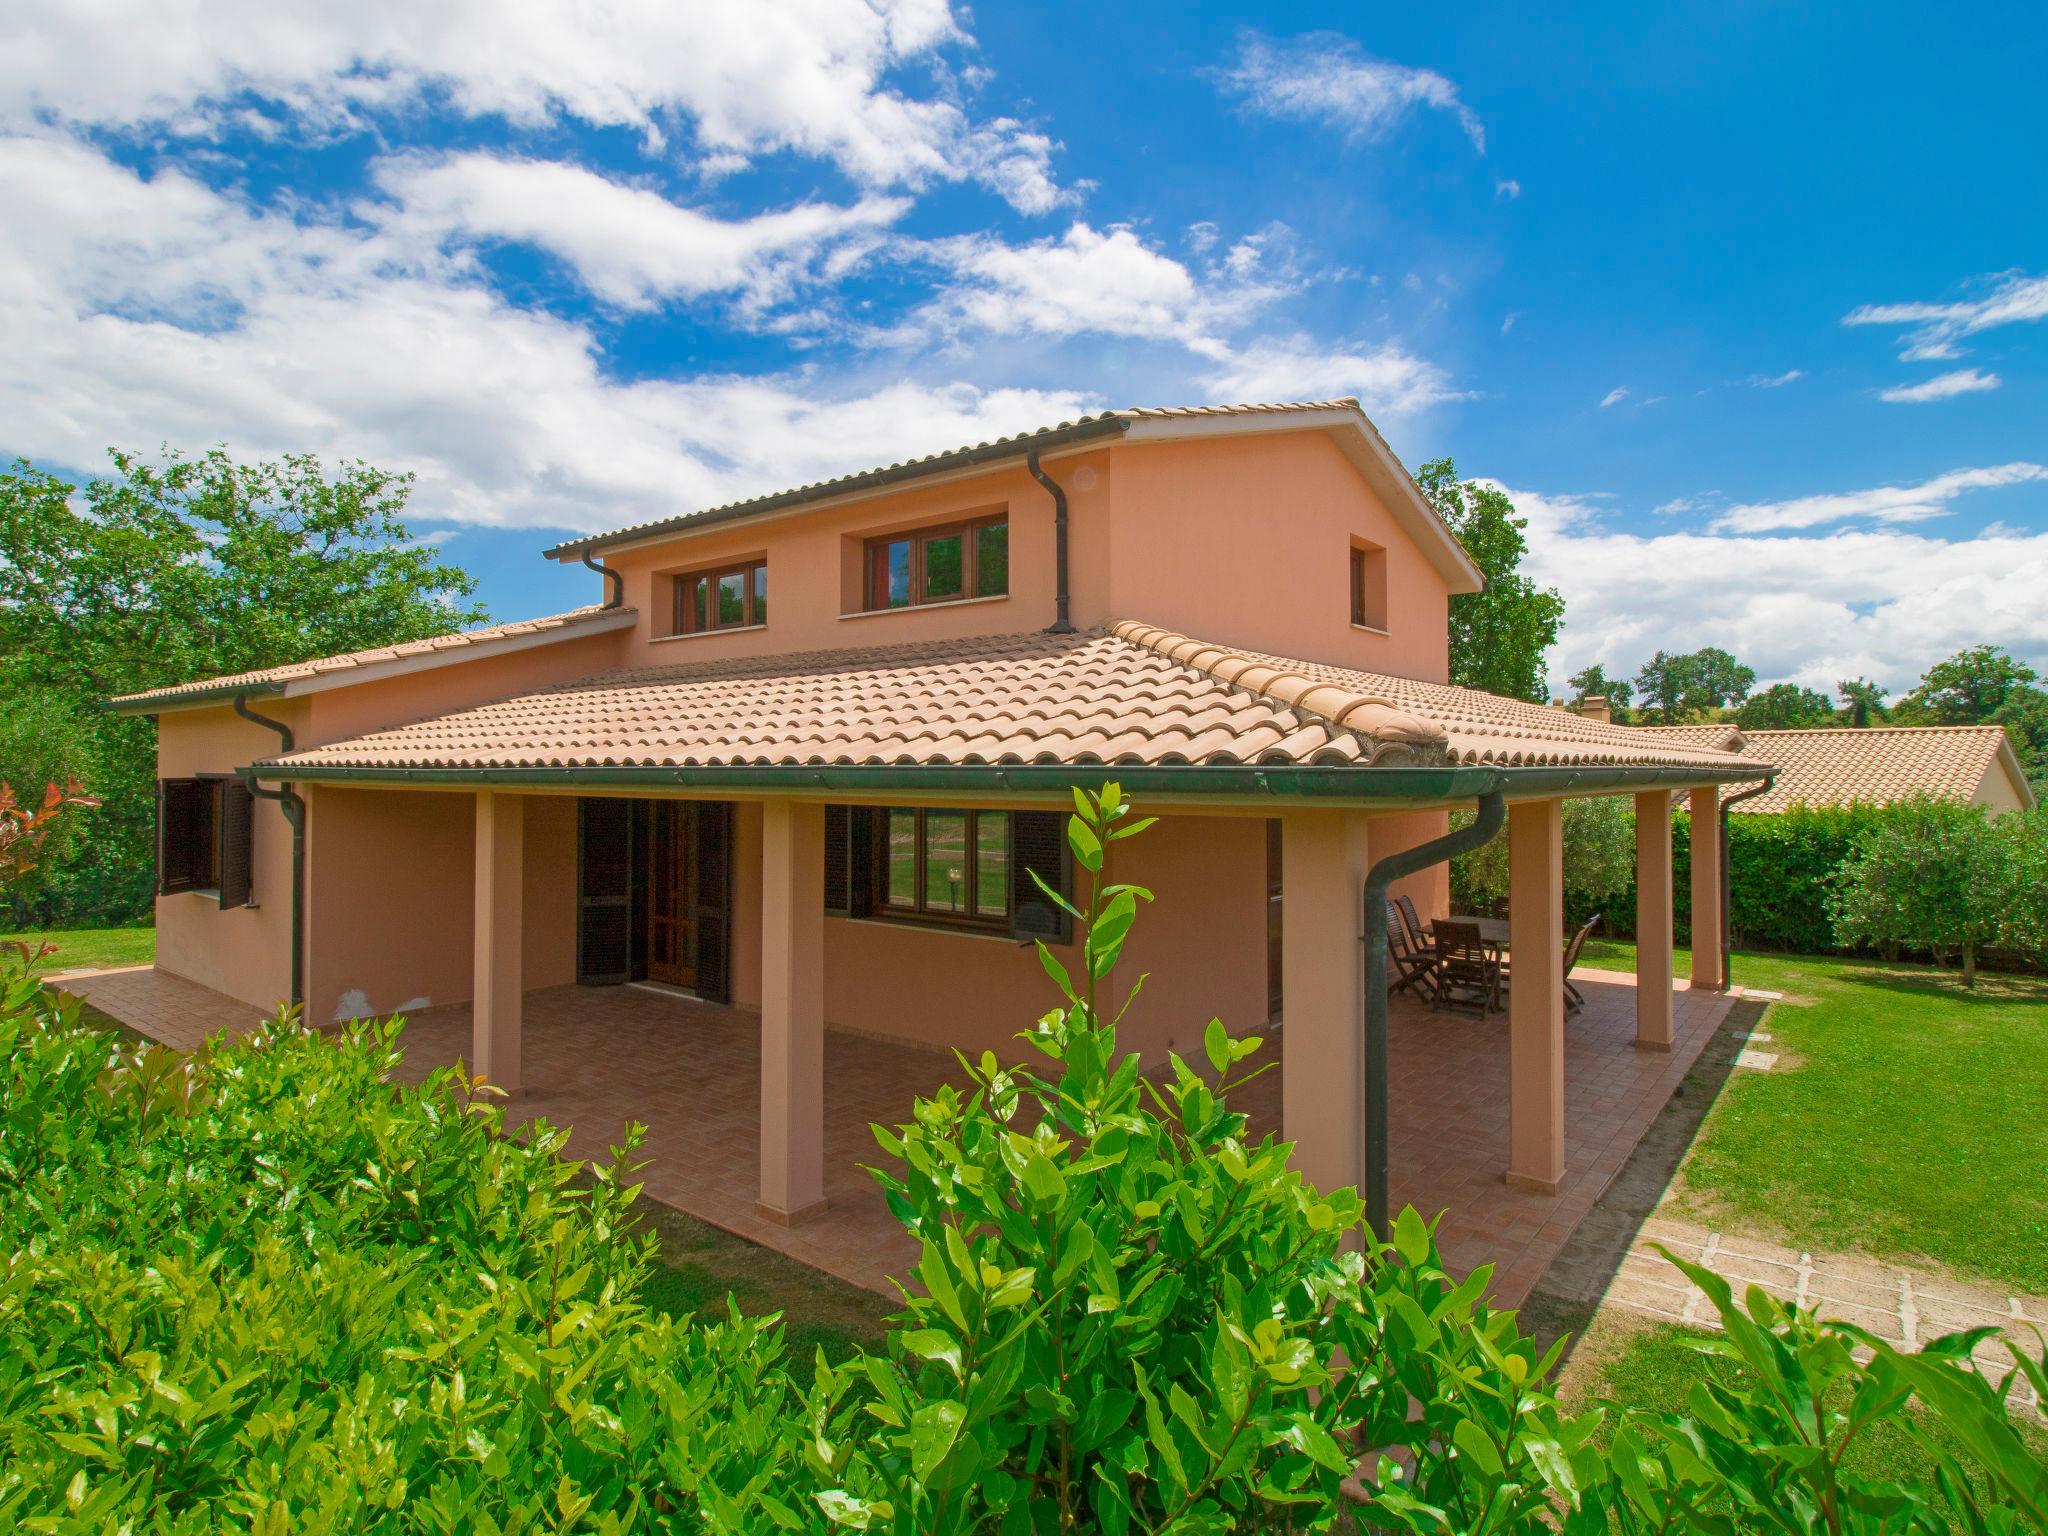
[
  {"left": 157, "top": 779, "right": 210, "bottom": 895},
  {"left": 823, "top": 805, "right": 875, "bottom": 917},
  {"left": 693, "top": 802, "right": 734, "bottom": 1003},
  {"left": 577, "top": 798, "right": 634, "bottom": 984},
  {"left": 215, "top": 779, "right": 254, "bottom": 909},
  {"left": 1009, "top": 810, "right": 1072, "bottom": 944}
]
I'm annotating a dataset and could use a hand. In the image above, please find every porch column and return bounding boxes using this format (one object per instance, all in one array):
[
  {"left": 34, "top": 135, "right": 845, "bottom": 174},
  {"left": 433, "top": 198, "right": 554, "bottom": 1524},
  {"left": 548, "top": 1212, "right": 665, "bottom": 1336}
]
[
  {"left": 472, "top": 789, "right": 523, "bottom": 1094},
  {"left": 1688, "top": 786, "right": 1726, "bottom": 991},
  {"left": 758, "top": 798, "right": 827, "bottom": 1224},
  {"left": 1507, "top": 799, "right": 1565, "bottom": 1195},
  {"left": 1280, "top": 809, "right": 1372, "bottom": 1197},
  {"left": 1634, "top": 791, "right": 1676, "bottom": 1050}
]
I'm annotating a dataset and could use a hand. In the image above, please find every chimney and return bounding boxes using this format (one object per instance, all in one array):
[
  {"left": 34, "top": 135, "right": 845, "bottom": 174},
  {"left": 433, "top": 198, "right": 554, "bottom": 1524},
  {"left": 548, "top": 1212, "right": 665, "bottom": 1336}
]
[{"left": 1578, "top": 695, "right": 1611, "bottom": 724}]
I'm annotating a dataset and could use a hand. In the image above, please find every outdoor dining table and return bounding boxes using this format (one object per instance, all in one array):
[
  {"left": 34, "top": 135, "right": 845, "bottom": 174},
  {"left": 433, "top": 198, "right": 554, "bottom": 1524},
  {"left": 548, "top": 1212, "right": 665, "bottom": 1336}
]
[{"left": 1432, "top": 915, "right": 1510, "bottom": 951}]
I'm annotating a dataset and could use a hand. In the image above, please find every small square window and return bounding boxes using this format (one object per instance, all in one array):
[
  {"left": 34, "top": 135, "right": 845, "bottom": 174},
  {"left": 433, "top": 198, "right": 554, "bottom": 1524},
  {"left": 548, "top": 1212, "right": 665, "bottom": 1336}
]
[
  {"left": 669, "top": 560, "right": 766, "bottom": 635},
  {"left": 863, "top": 518, "right": 1007, "bottom": 612}
]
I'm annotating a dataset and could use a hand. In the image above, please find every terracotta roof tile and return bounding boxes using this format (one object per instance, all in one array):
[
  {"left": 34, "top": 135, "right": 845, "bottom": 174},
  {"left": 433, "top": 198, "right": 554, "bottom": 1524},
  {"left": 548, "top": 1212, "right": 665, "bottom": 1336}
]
[
  {"left": 1636, "top": 724, "right": 2024, "bottom": 812},
  {"left": 264, "top": 622, "right": 1761, "bottom": 778},
  {"left": 108, "top": 606, "right": 632, "bottom": 710}
]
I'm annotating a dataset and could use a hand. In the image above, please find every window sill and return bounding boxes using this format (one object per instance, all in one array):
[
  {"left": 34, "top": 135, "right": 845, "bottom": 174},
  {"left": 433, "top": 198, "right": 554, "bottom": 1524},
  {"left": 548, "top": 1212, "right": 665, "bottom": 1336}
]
[
  {"left": 650, "top": 623, "right": 768, "bottom": 644},
  {"left": 839, "top": 593, "right": 1010, "bottom": 622},
  {"left": 1350, "top": 622, "right": 1391, "bottom": 637},
  {"left": 164, "top": 887, "right": 224, "bottom": 903},
  {"left": 833, "top": 913, "right": 1017, "bottom": 944}
]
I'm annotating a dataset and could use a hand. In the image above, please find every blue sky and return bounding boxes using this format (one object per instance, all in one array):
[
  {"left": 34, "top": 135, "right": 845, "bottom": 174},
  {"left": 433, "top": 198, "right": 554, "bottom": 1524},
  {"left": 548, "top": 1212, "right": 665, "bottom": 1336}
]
[{"left": 2, "top": 1, "right": 2042, "bottom": 698}]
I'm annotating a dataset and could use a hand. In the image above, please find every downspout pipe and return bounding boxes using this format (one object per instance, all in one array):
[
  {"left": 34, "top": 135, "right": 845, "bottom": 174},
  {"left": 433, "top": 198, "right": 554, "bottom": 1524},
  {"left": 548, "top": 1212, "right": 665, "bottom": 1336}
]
[
  {"left": 232, "top": 694, "right": 305, "bottom": 1010},
  {"left": 580, "top": 549, "right": 624, "bottom": 609},
  {"left": 1359, "top": 782, "right": 1507, "bottom": 1241},
  {"left": 1024, "top": 446, "right": 1073, "bottom": 634},
  {"left": 1716, "top": 772, "right": 1777, "bottom": 992}
]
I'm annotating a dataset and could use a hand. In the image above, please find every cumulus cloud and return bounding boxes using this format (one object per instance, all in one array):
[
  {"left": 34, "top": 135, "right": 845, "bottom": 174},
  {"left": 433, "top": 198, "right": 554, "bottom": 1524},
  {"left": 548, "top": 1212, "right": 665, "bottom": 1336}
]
[
  {"left": 1504, "top": 483, "right": 2048, "bottom": 695},
  {"left": 1878, "top": 367, "right": 2000, "bottom": 404},
  {"left": 1216, "top": 32, "right": 1485, "bottom": 152},
  {"left": 0, "top": 131, "right": 1093, "bottom": 531},
  {"left": 370, "top": 152, "right": 908, "bottom": 311},
  {"left": 1843, "top": 270, "right": 2048, "bottom": 361},
  {"left": 1710, "top": 462, "right": 2045, "bottom": 533},
  {"left": 1196, "top": 335, "right": 1463, "bottom": 417},
  {"left": 0, "top": 0, "right": 1068, "bottom": 213}
]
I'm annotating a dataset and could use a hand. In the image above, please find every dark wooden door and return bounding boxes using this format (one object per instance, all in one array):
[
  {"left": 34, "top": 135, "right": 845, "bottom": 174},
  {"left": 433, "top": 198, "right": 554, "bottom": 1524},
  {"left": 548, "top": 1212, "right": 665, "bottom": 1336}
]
[
  {"left": 577, "top": 798, "right": 634, "bottom": 985},
  {"left": 647, "top": 802, "right": 697, "bottom": 986}
]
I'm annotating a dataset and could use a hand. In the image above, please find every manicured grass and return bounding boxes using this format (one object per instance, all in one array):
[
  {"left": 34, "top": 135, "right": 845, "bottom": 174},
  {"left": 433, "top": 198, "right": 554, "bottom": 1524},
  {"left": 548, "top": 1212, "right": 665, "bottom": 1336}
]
[
  {"left": 1579, "top": 940, "right": 2048, "bottom": 1292},
  {"left": 2, "top": 925, "right": 155, "bottom": 972}
]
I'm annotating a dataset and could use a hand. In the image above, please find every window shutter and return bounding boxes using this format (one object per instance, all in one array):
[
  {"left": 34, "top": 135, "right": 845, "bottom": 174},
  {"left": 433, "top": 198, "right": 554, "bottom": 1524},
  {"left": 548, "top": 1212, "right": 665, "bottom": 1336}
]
[
  {"left": 216, "top": 779, "right": 255, "bottom": 909},
  {"left": 1008, "top": 810, "right": 1072, "bottom": 944},
  {"left": 158, "top": 779, "right": 208, "bottom": 895},
  {"left": 823, "top": 805, "right": 875, "bottom": 917},
  {"left": 693, "top": 802, "right": 734, "bottom": 1004},
  {"left": 577, "top": 797, "right": 634, "bottom": 984}
]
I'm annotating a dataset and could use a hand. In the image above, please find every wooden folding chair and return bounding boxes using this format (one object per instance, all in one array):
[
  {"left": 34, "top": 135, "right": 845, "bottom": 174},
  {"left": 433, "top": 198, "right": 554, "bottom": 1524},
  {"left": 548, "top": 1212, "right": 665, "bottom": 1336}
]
[
  {"left": 1563, "top": 913, "right": 1602, "bottom": 1012},
  {"left": 1431, "top": 919, "right": 1503, "bottom": 1016}
]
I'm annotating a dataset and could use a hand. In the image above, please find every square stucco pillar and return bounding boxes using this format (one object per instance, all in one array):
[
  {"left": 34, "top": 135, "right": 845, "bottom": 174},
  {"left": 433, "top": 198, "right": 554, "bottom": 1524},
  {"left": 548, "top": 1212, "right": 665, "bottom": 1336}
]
[
  {"left": 472, "top": 789, "right": 523, "bottom": 1095},
  {"left": 1507, "top": 799, "right": 1566, "bottom": 1195},
  {"left": 1689, "top": 786, "right": 1727, "bottom": 992},
  {"left": 1634, "top": 791, "right": 1676, "bottom": 1050},
  {"left": 1280, "top": 809, "right": 1372, "bottom": 1198},
  {"left": 758, "top": 799, "right": 827, "bottom": 1225}
]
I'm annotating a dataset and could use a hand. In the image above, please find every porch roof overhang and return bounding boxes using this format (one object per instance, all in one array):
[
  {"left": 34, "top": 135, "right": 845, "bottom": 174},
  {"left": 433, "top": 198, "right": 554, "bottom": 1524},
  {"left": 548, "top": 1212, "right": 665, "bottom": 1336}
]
[{"left": 247, "top": 620, "right": 1769, "bottom": 804}]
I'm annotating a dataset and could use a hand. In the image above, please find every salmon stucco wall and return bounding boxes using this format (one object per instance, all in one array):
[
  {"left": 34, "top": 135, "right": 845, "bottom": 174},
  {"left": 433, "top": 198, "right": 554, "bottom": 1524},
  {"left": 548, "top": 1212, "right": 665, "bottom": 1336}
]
[
  {"left": 305, "top": 627, "right": 627, "bottom": 747},
  {"left": 1097, "top": 432, "right": 1452, "bottom": 679},
  {"left": 305, "top": 788, "right": 574, "bottom": 1024},
  {"left": 153, "top": 700, "right": 309, "bottom": 1010},
  {"left": 1364, "top": 809, "right": 1455, "bottom": 925},
  {"left": 819, "top": 812, "right": 1266, "bottom": 1063},
  {"left": 598, "top": 448, "right": 1113, "bottom": 670}
]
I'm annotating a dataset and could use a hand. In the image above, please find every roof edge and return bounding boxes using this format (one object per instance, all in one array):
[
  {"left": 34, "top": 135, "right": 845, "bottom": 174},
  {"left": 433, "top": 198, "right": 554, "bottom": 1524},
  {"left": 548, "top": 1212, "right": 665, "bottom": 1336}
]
[{"left": 542, "top": 413, "right": 1133, "bottom": 561}]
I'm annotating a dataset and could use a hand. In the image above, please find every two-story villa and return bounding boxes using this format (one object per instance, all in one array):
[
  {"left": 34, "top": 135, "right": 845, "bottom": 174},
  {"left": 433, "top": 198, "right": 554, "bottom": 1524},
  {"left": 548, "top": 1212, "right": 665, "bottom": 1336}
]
[{"left": 107, "top": 400, "right": 1765, "bottom": 1290}]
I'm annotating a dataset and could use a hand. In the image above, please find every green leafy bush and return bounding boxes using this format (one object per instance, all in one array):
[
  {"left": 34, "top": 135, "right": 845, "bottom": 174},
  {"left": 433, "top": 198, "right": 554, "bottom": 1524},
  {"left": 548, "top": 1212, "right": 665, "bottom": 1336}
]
[
  {"left": 3, "top": 792, "right": 2044, "bottom": 1532},
  {"left": 1452, "top": 794, "right": 1635, "bottom": 927}
]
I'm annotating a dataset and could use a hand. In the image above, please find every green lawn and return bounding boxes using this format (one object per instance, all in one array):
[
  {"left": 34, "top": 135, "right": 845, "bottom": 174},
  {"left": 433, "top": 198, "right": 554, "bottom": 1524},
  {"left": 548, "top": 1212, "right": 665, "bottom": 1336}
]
[
  {"left": 2, "top": 925, "right": 155, "bottom": 972},
  {"left": 1578, "top": 940, "right": 2048, "bottom": 1292}
]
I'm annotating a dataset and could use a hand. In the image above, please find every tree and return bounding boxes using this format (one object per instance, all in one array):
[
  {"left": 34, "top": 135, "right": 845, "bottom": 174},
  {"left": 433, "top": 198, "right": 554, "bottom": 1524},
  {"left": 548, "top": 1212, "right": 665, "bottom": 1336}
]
[
  {"left": 1830, "top": 799, "right": 2013, "bottom": 986},
  {"left": 1736, "top": 681, "right": 1836, "bottom": 730},
  {"left": 1837, "top": 677, "right": 1889, "bottom": 728},
  {"left": 0, "top": 449, "right": 486, "bottom": 925},
  {"left": 1892, "top": 645, "right": 2038, "bottom": 724},
  {"left": 1566, "top": 663, "right": 1634, "bottom": 720},
  {"left": 1992, "top": 688, "right": 2048, "bottom": 799},
  {"left": 1415, "top": 459, "right": 1565, "bottom": 702},
  {"left": 1452, "top": 794, "right": 1635, "bottom": 921},
  {"left": 1633, "top": 647, "right": 1757, "bottom": 723}
]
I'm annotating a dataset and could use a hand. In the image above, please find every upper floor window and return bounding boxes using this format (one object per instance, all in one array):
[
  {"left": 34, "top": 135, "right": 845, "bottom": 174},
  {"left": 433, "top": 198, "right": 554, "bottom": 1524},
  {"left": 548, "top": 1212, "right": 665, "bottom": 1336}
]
[
  {"left": 1350, "top": 542, "right": 1388, "bottom": 631},
  {"left": 672, "top": 559, "right": 767, "bottom": 635},
  {"left": 864, "top": 517, "right": 1007, "bottom": 611}
]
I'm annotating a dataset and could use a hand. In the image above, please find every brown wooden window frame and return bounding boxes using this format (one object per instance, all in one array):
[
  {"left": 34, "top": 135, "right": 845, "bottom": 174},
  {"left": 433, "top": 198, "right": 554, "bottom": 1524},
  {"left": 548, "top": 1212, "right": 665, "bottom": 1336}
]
[
  {"left": 1350, "top": 542, "right": 1389, "bottom": 631},
  {"left": 670, "top": 559, "right": 767, "bottom": 636},
  {"left": 870, "top": 806, "right": 1012, "bottom": 931},
  {"left": 862, "top": 516, "right": 1008, "bottom": 613}
]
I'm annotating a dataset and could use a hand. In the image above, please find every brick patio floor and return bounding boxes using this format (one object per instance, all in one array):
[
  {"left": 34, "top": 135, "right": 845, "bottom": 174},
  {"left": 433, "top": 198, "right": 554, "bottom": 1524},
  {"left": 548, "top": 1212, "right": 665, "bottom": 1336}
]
[{"left": 59, "top": 964, "right": 1730, "bottom": 1304}]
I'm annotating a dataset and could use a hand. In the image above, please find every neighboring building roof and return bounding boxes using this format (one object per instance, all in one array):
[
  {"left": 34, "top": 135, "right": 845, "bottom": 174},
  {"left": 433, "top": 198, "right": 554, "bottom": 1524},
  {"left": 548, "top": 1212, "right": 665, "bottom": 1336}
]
[
  {"left": 105, "top": 605, "right": 637, "bottom": 713},
  {"left": 261, "top": 621, "right": 1759, "bottom": 779},
  {"left": 1635, "top": 723, "right": 2033, "bottom": 813},
  {"left": 539, "top": 400, "right": 1487, "bottom": 595}
]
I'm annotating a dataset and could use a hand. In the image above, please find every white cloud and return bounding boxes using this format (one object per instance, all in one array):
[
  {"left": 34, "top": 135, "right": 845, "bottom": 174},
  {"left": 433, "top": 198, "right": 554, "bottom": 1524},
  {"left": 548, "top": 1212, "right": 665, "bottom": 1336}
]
[
  {"left": 1196, "top": 335, "right": 1462, "bottom": 417},
  {"left": 0, "top": 131, "right": 1094, "bottom": 532},
  {"left": 1878, "top": 367, "right": 2001, "bottom": 404},
  {"left": 1500, "top": 311, "right": 1521, "bottom": 335},
  {"left": 0, "top": 0, "right": 1068, "bottom": 213},
  {"left": 911, "top": 220, "right": 1293, "bottom": 353},
  {"left": 1843, "top": 271, "right": 2048, "bottom": 361},
  {"left": 370, "top": 152, "right": 907, "bottom": 311},
  {"left": 1711, "top": 463, "right": 2045, "bottom": 533},
  {"left": 1598, "top": 386, "right": 1629, "bottom": 408},
  {"left": 1505, "top": 483, "right": 2048, "bottom": 695},
  {"left": 1494, "top": 178, "right": 1521, "bottom": 199},
  {"left": 1216, "top": 32, "right": 1485, "bottom": 152},
  {"left": 1746, "top": 369, "right": 1804, "bottom": 388}
]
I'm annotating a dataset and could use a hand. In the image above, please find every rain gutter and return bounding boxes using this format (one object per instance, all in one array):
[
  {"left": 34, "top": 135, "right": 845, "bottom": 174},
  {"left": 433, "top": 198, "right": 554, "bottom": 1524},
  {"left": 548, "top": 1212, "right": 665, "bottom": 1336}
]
[
  {"left": 231, "top": 694, "right": 306, "bottom": 1009},
  {"left": 243, "top": 761, "right": 1766, "bottom": 797},
  {"left": 1715, "top": 770, "right": 1778, "bottom": 991},
  {"left": 103, "top": 678, "right": 287, "bottom": 716},
  {"left": 1024, "top": 446, "right": 1074, "bottom": 634},
  {"left": 580, "top": 548, "right": 624, "bottom": 609},
  {"left": 1359, "top": 782, "right": 1508, "bottom": 1241}
]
